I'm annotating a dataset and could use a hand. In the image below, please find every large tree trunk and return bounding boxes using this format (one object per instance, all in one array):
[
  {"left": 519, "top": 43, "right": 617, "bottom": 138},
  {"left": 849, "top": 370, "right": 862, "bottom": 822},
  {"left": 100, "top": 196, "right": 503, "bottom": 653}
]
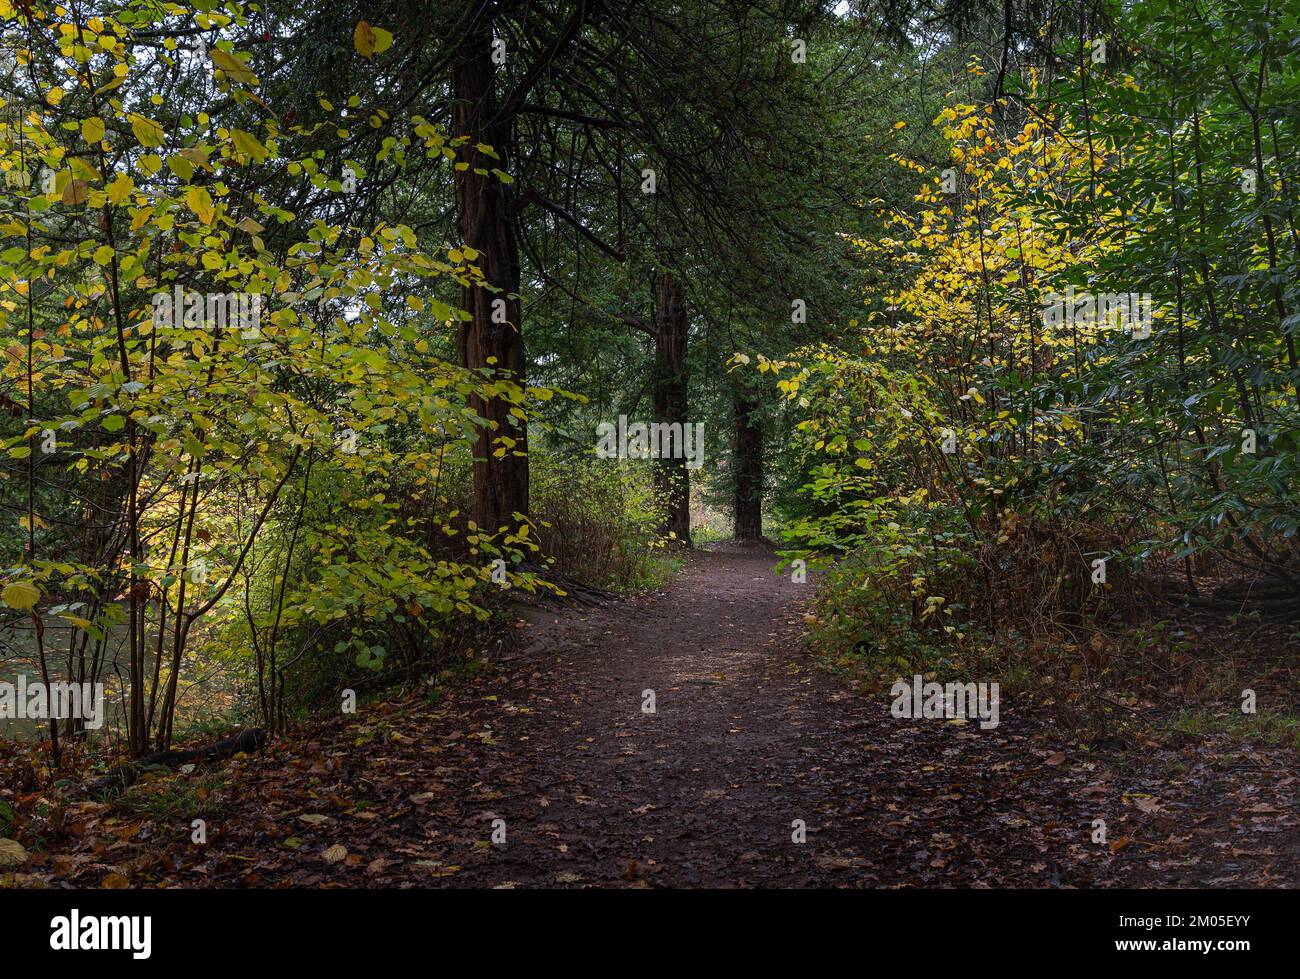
[
  {"left": 733, "top": 394, "right": 763, "bottom": 540},
  {"left": 451, "top": 19, "right": 528, "bottom": 536},
  {"left": 653, "top": 272, "right": 691, "bottom": 545}
]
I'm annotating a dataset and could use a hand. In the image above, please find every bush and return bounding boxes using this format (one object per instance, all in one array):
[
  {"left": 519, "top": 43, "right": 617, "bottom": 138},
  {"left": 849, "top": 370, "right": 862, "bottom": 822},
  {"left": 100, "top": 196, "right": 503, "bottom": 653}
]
[{"left": 531, "top": 448, "right": 676, "bottom": 592}]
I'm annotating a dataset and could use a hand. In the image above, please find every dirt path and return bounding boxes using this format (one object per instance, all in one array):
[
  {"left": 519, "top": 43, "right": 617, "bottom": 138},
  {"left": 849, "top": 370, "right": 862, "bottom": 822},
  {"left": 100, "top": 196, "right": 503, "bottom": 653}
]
[{"left": 20, "top": 544, "right": 1299, "bottom": 889}]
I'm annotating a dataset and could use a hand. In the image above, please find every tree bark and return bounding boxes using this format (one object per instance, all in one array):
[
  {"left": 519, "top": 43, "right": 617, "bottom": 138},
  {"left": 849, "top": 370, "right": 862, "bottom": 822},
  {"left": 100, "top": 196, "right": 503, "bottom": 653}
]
[
  {"left": 451, "top": 18, "right": 529, "bottom": 536},
  {"left": 653, "top": 272, "right": 691, "bottom": 545},
  {"left": 733, "top": 394, "right": 764, "bottom": 540}
]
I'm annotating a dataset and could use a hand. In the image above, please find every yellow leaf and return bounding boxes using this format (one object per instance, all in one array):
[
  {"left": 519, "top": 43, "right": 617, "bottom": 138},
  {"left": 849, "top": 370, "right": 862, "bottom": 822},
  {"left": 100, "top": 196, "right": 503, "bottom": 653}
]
[
  {"left": 130, "top": 114, "right": 165, "bottom": 149},
  {"left": 353, "top": 20, "right": 377, "bottom": 58},
  {"left": 95, "top": 74, "right": 126, "bottom": 96},
  {"left": 81, "top": 116, "right": 106, "bottom": 144},
  {"left": 180, "top": 147, "right": 211, "bottom": 167},
  {"left": 211, "top": 48, "right": 256, "bottom": 84},
  {"left": 186, "top": 186, "right": 215, "bottom": 224},
  {"left": 106, "top": 172, "right": 134, "bottom": 204},
  {"left": 2, "top": 580, "right": 41, "bottom": 611},
  {"left": 230, "top": 128, "right": 268, "bottom": 163}
]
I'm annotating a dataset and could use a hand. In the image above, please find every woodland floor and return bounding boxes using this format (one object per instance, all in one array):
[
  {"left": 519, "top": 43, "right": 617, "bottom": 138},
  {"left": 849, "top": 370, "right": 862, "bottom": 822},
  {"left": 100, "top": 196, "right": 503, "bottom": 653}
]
[{"left": 9, "top": 543, "right": 1300, "bottom": 889}]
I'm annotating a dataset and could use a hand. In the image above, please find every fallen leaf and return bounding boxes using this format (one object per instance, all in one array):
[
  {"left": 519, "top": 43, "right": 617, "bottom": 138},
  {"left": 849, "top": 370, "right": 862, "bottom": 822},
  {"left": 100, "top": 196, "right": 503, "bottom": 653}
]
[{"left": 0, "top": 838, "right": 29, "bottom": 868}]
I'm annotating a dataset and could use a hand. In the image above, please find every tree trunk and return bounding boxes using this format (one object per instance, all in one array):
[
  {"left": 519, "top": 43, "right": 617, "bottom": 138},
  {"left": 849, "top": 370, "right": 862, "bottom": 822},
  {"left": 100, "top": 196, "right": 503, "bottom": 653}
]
[
  {"left": 733, "top": 395, "right": 764, "bottom": 540},
  {"left": 653, "top": 272, "right": 691, "bottom": 545},
  {"left": 451, "top": 19, "right": 528, "bottom": 536}
]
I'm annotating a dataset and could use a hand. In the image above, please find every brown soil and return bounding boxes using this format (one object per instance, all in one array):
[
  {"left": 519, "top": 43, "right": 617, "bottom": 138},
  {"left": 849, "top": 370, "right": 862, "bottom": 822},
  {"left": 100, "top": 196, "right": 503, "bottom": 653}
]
[{"left": 9, "top": 544, "right": 1298, "bottom": 888}]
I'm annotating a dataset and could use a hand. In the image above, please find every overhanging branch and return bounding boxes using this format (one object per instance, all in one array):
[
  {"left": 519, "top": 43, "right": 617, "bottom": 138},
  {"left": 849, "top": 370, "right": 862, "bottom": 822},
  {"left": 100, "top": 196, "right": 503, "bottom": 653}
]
[{"left": 522, "top": 187, "right": 627, "bottom": 261}]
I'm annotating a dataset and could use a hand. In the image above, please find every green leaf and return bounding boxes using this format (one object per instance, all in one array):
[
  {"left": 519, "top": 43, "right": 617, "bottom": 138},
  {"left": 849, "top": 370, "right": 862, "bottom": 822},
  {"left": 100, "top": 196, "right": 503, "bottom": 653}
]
[{"left": 167, "top": 153, "right": 194, "bottom": 182}]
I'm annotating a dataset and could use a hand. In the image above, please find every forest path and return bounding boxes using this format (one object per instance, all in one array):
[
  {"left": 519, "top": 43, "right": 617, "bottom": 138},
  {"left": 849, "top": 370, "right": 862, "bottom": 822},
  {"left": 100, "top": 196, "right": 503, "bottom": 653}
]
[{"left": 53, "top": 544, "right": 1297, "bottom": 889}]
